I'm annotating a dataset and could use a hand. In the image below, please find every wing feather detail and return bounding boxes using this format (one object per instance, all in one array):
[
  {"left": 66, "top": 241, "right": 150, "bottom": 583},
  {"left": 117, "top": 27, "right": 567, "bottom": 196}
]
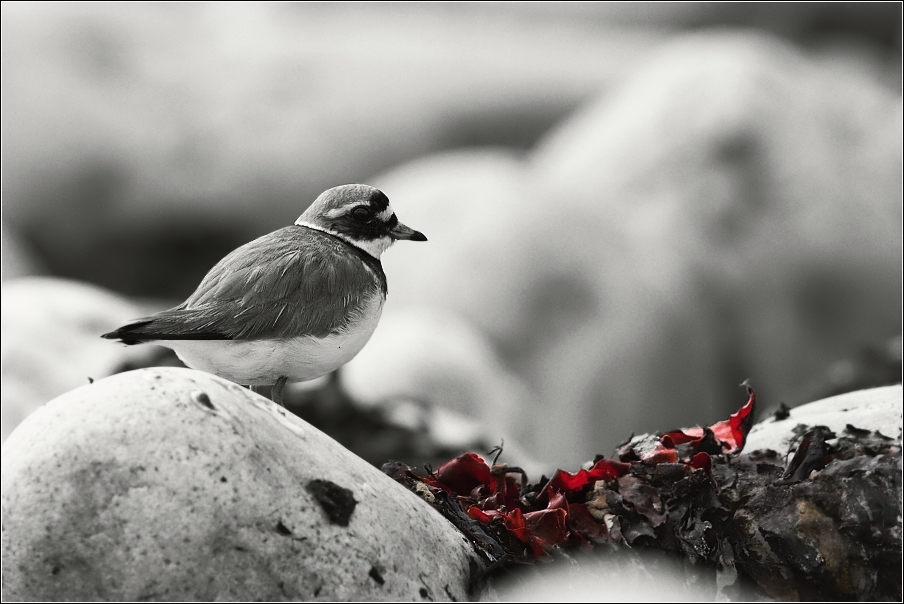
[{"left": 102, "top": 226, "right": 386, "bottom": 344}]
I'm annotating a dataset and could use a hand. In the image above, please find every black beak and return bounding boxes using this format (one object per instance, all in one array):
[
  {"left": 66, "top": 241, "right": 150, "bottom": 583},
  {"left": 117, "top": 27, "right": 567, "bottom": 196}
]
[{"left": 389, "top": 221, "right": 427, "bottom": 241}]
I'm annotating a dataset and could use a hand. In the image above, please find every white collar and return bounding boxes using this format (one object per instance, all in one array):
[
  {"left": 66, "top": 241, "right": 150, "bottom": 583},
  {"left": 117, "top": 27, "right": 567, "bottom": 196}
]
[{"left": 295, "top": 220, "right": 393, "bottom": 259}]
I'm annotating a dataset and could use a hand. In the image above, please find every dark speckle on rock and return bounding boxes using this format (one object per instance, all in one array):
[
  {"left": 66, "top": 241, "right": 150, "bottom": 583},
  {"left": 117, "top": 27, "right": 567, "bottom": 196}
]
[
  {"left": 418, "top": 575, "right": 434, "bottom": 601},
  {"left": 190, "top": 390, "right": 214, "bottom": 410},
  {"left": 275, "top": 521, "right": 293, "bottom": 536},
  {"left": 368, "top": 565, "right": 385, "bottom": 585},
  {"left": 306, "top": 479, "right": 357, "bottom": 527},
  {"left": 773, "top": 402, "right": 791, "bottom": 421}
]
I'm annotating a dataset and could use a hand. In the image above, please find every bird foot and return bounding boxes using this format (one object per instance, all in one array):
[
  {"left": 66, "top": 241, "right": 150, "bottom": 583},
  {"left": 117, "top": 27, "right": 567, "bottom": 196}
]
[{"left": 272, "top": 376, "right": 288, "bottom": 407}]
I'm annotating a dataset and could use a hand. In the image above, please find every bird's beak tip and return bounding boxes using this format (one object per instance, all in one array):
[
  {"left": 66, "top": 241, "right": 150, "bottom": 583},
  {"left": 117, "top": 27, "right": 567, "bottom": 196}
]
[{"left": 390, "top": 222, "right": 428, "bottom": 242}]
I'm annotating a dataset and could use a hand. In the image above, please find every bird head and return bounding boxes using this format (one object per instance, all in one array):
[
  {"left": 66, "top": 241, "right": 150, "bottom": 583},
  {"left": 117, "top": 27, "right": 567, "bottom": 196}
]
[{"left": 296, "top": 184, "right": 427, "bottom": 258}]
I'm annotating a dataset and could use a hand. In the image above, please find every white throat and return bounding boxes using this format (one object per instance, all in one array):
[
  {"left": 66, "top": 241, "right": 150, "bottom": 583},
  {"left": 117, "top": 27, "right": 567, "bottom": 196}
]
[{"left": 295, "top": 220, "right": 393, "bottom": 259}]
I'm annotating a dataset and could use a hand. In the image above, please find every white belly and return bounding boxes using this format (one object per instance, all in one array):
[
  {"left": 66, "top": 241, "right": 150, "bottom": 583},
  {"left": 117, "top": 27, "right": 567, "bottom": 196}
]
[{"left": 160, "top": 298, "right": 384, "bottom": 385}]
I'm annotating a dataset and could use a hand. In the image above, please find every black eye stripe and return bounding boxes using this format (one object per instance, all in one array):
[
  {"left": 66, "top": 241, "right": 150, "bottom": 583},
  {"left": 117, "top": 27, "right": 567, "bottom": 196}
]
[
  {"left": 386, "top": 213, "right": 398, "bottom": 227},
  {"left": 367, "top": 190, "right": 390, "bottom": 212}
]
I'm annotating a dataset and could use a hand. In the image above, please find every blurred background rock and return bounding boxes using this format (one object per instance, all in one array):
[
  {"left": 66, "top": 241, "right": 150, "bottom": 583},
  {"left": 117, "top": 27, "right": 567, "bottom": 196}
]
[
  {"left": 2, "top": 3, "right": 901, "bottom": 469},
  {"left": 1, "top": 277, "right": 164, "bottom": 441}
]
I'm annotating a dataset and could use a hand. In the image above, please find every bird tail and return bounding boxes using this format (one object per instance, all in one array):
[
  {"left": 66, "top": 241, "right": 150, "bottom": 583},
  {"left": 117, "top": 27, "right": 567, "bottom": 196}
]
[
  {"left": 101, "top": 319, "right": 158, "bottom": 345},
  {"left": 101, "top": 308, "right": 232, "bottom": 344}
]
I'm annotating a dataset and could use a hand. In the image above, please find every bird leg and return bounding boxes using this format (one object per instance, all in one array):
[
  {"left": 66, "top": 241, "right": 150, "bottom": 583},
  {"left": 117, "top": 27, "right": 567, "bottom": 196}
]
[{"left": 271, "top": 376, "right": 288, "bottom": 407}]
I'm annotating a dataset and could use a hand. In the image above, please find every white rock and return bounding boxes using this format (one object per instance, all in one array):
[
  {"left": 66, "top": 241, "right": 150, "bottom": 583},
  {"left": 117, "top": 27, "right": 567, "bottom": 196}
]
[
  {"left": 1, "top": 367, "right": 480, "bottom": 601},
  {"left": 745, "top": 384, "right": 903, "bottom": 453}
]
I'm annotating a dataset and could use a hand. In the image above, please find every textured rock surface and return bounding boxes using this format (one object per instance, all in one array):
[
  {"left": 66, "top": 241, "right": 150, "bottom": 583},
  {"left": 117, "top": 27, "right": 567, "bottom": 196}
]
[
  {"left": 1, "top": 277, "right": 163, "bottom": 442},
  {"left": 1, "top": 367, "right": 480, "bottom": 601},
  {"left": 746, "top": 384, "right": 903, "bottom": 453}
]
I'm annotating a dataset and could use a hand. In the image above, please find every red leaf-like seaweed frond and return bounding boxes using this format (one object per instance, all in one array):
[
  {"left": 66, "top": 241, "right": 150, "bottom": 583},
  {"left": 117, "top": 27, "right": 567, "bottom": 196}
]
[
  {"left": 548, "top": 458, "right": 632, "bottom": 495},
  {"left": 435, "top": 452, "right": 495, "bottom": 495},
  {"left": 389, "top": 384, "right": 759, "bottom": 564}
]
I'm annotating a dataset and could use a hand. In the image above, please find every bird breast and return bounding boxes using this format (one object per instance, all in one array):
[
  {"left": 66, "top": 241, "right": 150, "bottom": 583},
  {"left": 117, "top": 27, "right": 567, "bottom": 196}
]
[{"left": 160, "top": 292, "right": 385, "bottom": 385}]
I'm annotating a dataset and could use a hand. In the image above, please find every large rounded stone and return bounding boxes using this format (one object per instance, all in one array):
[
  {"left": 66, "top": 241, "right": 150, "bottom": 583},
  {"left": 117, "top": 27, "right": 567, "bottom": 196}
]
[{"left": 1, "top": 367, "right": 479, "bottom": 601}]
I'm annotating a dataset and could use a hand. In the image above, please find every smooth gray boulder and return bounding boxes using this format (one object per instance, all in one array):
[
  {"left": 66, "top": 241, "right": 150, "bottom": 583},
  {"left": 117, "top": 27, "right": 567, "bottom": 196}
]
[{"left": 1, "top": 367, "right": 479, "bottom": 601}]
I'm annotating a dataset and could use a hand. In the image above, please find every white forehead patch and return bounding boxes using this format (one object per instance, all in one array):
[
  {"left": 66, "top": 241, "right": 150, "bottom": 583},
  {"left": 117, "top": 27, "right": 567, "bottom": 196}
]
[{"left": 377, "top": 205, "right": 394, "bottom": 222}]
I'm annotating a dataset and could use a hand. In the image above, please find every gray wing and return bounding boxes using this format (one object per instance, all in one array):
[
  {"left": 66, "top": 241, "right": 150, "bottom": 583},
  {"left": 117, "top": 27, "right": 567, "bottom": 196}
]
[{"left": 102, "top": 227, "right": 385, "bottom": 343}]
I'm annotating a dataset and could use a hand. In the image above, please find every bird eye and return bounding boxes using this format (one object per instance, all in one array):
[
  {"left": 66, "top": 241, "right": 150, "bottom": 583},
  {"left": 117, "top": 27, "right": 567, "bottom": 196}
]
[{"left": 351, "top": 206, "right": 373, "bottom": 222}]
